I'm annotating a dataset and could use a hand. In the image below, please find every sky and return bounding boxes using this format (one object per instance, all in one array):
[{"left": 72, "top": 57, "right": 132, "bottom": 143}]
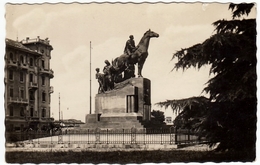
[{"left": 3, "top": 1, "right": 257, "bottom": 122}]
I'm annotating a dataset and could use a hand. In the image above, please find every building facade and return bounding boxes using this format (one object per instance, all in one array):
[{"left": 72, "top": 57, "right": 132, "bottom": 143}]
[{"left": 5, "top": 36, "right": 54, "bottom": 132}]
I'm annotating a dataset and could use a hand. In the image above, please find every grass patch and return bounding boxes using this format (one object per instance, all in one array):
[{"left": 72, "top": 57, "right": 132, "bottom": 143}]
[{"left": 5, "top": 150, "right": 255, "bottom": 164}]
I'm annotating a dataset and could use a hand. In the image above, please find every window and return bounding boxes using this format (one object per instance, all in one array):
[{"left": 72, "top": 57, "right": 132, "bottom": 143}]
[
  {"left": 42, "top": 92, "right": 46, "bottom": 102},
  {"left": 29, "top": 73, "right": 33, "bottom": 82},
  {"left": 9, "top": 70, "right": 13, "bottom": 80},
  {"left": 29, "top": 90, "right": 34, "bottom": 100},
  {"left": 42, "top": 75, "right": 45, "bottom": 85},
  {"left": 42, "top": 108, "right": 46, "bottom": 118},
  {"left": 42, "top": 60, "right": 45, "bottom": 69},
  {"left": 20, "top": 88, "right": 24, "bottom": 99},
  {"left": 20, "top": 71, "right": 24, "bottom": 82},
  {"left": 10, "top": 106, "right": 13, "bottom": 116},
  {"left": 10, "top": 88, "right": 13, "bottom": 98},
  {"left": 10, "top": 53, "right": 14, "bottom": 61},
  {"left": 29, "top": 58, "right": 33, "bottom": 67},
  {"left": 20, "top": 55, "right": 24, "bottom": 64},
  {"left": 20, "top": 107, "right": 24, "bottom": 117},
  {"left": 30, "top": 107, "right": 34, "bottom": 117}
]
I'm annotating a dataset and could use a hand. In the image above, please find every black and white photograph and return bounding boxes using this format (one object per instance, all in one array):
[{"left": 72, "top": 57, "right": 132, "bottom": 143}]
[{"left": 2, "top": 0, "right": 258, "bottom": 164}]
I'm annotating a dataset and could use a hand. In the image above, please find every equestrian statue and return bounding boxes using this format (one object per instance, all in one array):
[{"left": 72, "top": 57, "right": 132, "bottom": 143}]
[
  {"left": 96, "top": 29, "right": 159, "bottom": 93},
  {"left": 112, "top": 29, "right": 159, "bottom": 79}
]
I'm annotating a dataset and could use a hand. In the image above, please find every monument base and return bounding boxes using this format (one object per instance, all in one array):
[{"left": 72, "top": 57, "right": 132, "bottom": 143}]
[
  {"left": 82, "top": 113, "right": 145, "bottom": 129},
  {"left": 82, "top": 77, "right": 151, "bottom": 130}
]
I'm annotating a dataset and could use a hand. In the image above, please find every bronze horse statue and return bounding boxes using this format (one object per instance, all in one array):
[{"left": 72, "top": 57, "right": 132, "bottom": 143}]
[{"left": 112, "top": 29, "right": 159, "bottom": 78}]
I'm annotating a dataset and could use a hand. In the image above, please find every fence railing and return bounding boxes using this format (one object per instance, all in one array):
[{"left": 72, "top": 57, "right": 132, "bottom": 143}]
[{"left": 5, "top": 128, "right": 206, "bottom": 145}]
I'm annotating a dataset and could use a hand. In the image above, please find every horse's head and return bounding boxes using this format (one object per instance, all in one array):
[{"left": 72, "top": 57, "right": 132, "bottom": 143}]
[{"left": 144, "top": 29, "right": 159, "bottom": 38}]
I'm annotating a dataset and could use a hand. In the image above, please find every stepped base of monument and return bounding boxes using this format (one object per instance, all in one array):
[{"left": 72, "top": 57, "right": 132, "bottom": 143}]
[{"left": 82, "top": 113, "right": 148, "bottom": 130}]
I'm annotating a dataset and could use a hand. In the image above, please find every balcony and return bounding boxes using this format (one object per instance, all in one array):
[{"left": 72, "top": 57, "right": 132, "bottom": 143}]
[
  {"left": 6, "top": 60, "right": 28, "bottom": 70},
  {"left": 49, "top": 86, "right": 54, "bottom": 93},
  {"left": 29, "top": 82, "right": 38, "bottom": 89},
  {"left": 29, "top": 117, "right": 40, "bottom": 121},
  {"left": 9, "top": 97, "right": 28, "bottom": 104},
  {"left": 6, "top": 60, "right": 17, "bottom": 67},
  {"left": 5, "top": 116, "right": 27, "bottom": 122},
  {"left": 17, "top": 61, "right": 28, "bottom": 70},
  {"left": 39, "top": 68, "right": 54, "bottom": 78}
]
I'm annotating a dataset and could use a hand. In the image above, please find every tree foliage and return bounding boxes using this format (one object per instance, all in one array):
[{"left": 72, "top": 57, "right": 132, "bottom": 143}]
[
  {"left": 151, "top": 110, "right": 165, "bottom": 124},
  {"left": 158, "top": 3, "right": 256, "bottom": 153}
]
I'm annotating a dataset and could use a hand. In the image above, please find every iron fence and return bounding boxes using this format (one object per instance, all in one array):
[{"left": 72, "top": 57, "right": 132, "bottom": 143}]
[{"left": 6, "top": 128, "right": 206, "bottom": 145}]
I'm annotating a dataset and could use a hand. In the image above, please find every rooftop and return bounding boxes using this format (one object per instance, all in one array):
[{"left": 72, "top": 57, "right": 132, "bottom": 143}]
[{"left": 6, "top": 38, "right": 40, "bottom": 55}]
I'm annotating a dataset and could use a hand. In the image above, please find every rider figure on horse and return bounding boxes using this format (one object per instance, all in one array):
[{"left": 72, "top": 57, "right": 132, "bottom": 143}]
[
  {"left": 124, "top": 35, "right": 137, "bottom": 55},
  {"left": 123, "top": 35, "right": 137, "bottom": 78}
]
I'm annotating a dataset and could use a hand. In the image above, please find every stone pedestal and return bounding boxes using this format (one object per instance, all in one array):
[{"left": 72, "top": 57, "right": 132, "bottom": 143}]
[{"left": 82, "top": 77, "right": 151, "bottom": 129}]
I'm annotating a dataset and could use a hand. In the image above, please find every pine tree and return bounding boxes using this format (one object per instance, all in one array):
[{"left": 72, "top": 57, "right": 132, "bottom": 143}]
[{"left": 157, "top": 3, "right": 256, "bottom": 153}]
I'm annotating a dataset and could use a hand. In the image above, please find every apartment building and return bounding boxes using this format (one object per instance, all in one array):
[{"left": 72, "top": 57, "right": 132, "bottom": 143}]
[{"left": 5, "top": 36, "right": 54, "bottom": 132}]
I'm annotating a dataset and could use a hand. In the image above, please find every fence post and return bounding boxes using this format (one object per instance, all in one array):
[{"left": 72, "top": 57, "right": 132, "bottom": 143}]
[
  {"left": 107, "top": 129, "right": 108, "bottom": 144},
  {"left": 51, "top": 132, "right": 53, "bottom": 146},
  {"left": 87, "top": 129, "right": 89, "bottom": 144},
  {"left": 29, "top": 131, "right": 33, "bottom": 144},
  {"left": 188, "top": 129, "right": 190, "bottom": 143},
  {"left": 67, "top": 129, "right": 70, "bottom": 145},
  {"left": 38, "top": 131, "right": 40, "bottom": 145},
  {"left": 170, "top": 127, "right": 174, "bottom": 145},
  {"left": 143, "top": 128, "right": 145, "bottom": 145},
  {"left": 123, "top": 129, "right": 124, "bottom": 144},
  {"left": 175, "top": 127, "right": 178, "bottom": 145},
  {"left": 58, "top": 129, "right": 63, "bottom": 144},
  {"left": 95, "top": 128, "right": 100, "bottom": 144},
  {"left": 161, "top": 127, "right": 163, "bottom": 145},
  {"left": 131, "top": 127, "right": 136, "bottom": 144}
]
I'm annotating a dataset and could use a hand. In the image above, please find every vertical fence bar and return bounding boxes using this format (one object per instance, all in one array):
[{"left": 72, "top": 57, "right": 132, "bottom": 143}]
[
  {"left": 131, "top": 127, "right": 136, "bottom": 144},
  {"left": 186, "top": 129, "right": 188, "bottom": 144},
  {"left": 170, "top": 127, "right": 173, "bottom": 145},
  {"left": 68, "top": 130, "right": 70, "bottom": 145},
  {"left": 143, "top": 129, "right": 145, "bottom": 144},
  {"left": 188, "top": 129, "right": 190, "bottom": 143},
  {"left": 160, "top": 128, "right": 163, "bottom": 145},
  {"left": 107, "top": 129, "right": 108, "bottom": 144},
  {"left": 175, "top": 127, "right": 178, "bottom": 144},
  {"left": 123, "top": 129, "right": 124, "bottom": 144}
]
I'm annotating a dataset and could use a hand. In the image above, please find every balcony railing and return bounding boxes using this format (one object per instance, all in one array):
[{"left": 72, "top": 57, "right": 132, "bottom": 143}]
[
  {"left": 5, "top": 116, "right": 26, "bottom": 120},
  {"left": 49, "top": 86, "right": 54, "bottom": 93},
  {"left": 17, "top": 61, "right": 28, "bottom": 69},
  {"left": 6, "top": 60, "right": 17, "bottom": 67},
  {"left": 30, "top": 117, "right": 40, "bottom": 121},
  {"left": 39, "top": 68, "right": 54, "bottom": 78},
  {"left": 6, "top": 60, "right": 28, "bottom": 70},
  {"left": 9, "top": 97, "right": 28, "bottom": 104},
  {"left": 29, "top": 82, "right": 38, "bottom": 88}
]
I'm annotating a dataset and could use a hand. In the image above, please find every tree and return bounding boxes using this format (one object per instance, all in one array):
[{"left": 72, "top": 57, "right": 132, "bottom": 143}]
[
  {"left": 150, "top": 110, "right": 166, "bottom": 127},
  {"left": 157, "top": 3, "right": 256, "bottom": 153}
]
